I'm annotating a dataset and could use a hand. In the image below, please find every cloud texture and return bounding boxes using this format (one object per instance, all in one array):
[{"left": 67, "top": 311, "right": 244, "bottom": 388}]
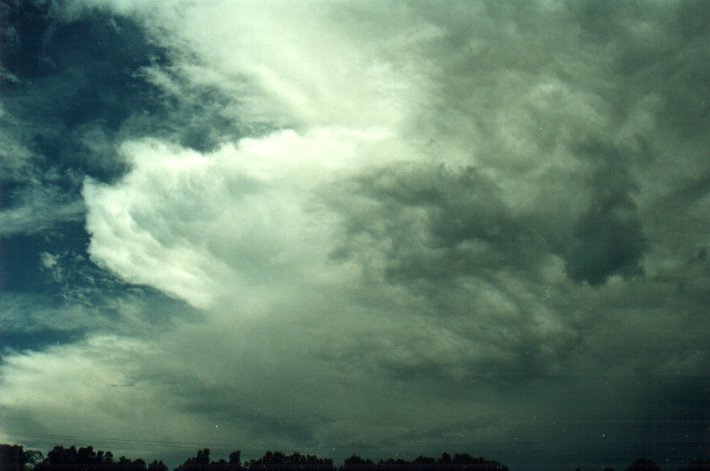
[{"left": 1, "top": 1, "right": 708, "bottom": 470}]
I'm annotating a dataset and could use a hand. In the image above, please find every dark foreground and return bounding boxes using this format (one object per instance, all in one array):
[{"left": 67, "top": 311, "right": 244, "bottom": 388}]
[{"left": 2, "top": 443, "right": 708, "bottom": 471}]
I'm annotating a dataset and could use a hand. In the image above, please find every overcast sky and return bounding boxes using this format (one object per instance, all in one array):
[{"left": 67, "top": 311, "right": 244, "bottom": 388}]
[{"left": 1, "top": 1, "right": 708, "bottom": 470}]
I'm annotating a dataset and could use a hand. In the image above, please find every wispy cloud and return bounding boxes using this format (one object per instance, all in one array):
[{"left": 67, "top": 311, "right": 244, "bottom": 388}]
[{"left": 1, "top": 1, "right": 709, "bottom": 469}]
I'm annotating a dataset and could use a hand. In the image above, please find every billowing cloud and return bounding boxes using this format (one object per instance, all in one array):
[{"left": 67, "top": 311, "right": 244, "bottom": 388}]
[
  {"left": 562, "top": 140, "right": 648, "bottom": 285},
  {"left": 82, "top": 128, "right": 386, "bottom": 309},
  {"left": 1, "top": 1, "right": 709, "bottom": 470}
]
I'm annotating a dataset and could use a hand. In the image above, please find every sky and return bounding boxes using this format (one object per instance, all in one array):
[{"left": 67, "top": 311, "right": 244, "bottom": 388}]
[{"left": 0, "top": 0, "right": 708, "bottom": 470}]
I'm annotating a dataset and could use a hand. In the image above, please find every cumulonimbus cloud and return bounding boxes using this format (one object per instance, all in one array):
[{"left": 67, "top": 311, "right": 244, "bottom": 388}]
[{"left": 2, "top": 1, "right": 709, "bottom": 468}]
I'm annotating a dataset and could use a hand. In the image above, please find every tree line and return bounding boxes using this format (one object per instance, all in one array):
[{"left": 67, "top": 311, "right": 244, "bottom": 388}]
[
  {"left": 2, "top": 445, "right": 507, "bottom": 471},
  {"left": 2, "top": 443, "right": 708, "bottom": 471}
]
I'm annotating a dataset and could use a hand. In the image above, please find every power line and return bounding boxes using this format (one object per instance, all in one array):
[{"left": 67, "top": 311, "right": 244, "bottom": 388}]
[{"left": 2, "top": 429, "right": 705, "bottom": 452}]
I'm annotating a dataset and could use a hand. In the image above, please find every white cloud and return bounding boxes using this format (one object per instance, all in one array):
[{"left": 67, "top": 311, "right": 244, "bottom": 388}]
[
  {"left": 0, "top": 334, "right": 216, "bottom": 459},
  {"left": 3, "top": 1, "right": 709, "bottom": 467},
  {"left": 68, "top": 0, "right": 707, "bottom": 446},
  {"left": 82, "top": 127, "right": 399, "bottom": 310},
  {"left": 159, "top": 1, "right": 439, "bottom": 130}
]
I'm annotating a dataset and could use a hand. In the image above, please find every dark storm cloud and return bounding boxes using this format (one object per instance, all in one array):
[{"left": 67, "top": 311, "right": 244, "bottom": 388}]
[
  {"left": 600, "top": 0, "right": 710, "bottom": 140},
  {"left": 563, "top": 139, "right": 648, "bottom": 285},
  {"left": 329, "top": 163, "right": 547, "bottom": 286},
  {"left": 328, "top": 142, "right": 646, "bottom": 288},
  {"left": 1, "top": 1, "right": 710, "bottom": 470}
]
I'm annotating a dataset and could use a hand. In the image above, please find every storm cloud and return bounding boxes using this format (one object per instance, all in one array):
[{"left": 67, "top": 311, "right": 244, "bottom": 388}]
[{"left": 1, "top": 1, "right": 708, "bottom": 470}]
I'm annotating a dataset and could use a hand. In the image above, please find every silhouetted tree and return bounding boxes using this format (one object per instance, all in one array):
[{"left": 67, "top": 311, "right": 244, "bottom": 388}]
[
  {"left": 175, "top": 449, "right": 212, "bottom": 471},
  {"left": 627, "top": 458, "right": 660, "bottom": 471},
  {"left": 343, "top": 454, "right": 375, "bottom": 471},
  {"left": 0, "top": 444, "right": 25, "bottom": 471},
  {"left": 437, "top": 454, "right": 452, "bottom": 465},
  {"left": 23, "top": 448, "right": 45, "bottom": 471},
  {"left": 345, "top": 456, "right": 372, "bottom": 464},
  {"left": 452, "top": 454, "right": 473, "bottom": 465},
  {"left": 409, "top": 456, "right": 436, "bottom": 471},
  {"left": 9, "top": 443, "right": 519, "bottom": 471},
  {"left": 229, "top": 451, "right": 241, "bottom": 468},
  {"left": 679, "top": 460, "right": 710, "bottom": 471},
  {"left": 0, "top": 444, "right": 42, "bottom": 471},
  {"left": 33, "top": 445, "right": 147, "bottom": 471},
  {"left": 247, "top": 451, "right": 335, "bottom": 471},
  {"left": 175, "top": 449, "right": 245, "bottom": 471},
  {"left": 148, "top": 460, "right": 169, "bottom": 471}
]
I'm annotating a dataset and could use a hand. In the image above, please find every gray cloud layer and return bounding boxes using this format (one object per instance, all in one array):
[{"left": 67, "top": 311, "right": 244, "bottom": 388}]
[{"left": 1, "top": 1, "right": 708, "bottom": 470}]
